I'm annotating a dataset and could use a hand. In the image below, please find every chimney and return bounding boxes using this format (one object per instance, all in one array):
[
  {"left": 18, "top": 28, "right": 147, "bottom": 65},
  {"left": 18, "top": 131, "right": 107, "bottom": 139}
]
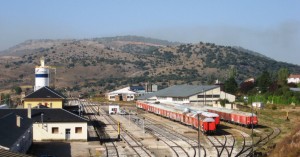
[
  {"left": 16, "top": 115, "right": 21, "bottom": 127},
  {"left": 28, "top": 104, "right": 31, "bottom": 119}
]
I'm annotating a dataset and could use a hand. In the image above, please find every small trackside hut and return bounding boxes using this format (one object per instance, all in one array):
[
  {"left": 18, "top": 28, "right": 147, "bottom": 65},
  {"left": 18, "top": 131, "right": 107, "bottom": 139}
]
[{"left": 109, "top": 105, "right": 120, "bottom": 114}]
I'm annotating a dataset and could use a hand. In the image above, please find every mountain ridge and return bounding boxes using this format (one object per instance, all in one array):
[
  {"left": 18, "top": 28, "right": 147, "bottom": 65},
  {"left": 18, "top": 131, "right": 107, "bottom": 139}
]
[{"left": 0, "top": 36, "right": 299, "bottom": 93}]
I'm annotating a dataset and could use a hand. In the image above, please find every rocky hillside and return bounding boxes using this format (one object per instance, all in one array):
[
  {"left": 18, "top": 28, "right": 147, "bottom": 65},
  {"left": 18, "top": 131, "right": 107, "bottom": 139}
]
[{"left": 0, "top": 36, "right": 299, "bottom": 94}]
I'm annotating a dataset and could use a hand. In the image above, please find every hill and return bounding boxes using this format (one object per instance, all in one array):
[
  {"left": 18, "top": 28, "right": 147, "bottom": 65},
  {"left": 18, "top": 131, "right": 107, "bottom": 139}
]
[{"left": 0, "top": 36, "right": 299, "bottom": 94}]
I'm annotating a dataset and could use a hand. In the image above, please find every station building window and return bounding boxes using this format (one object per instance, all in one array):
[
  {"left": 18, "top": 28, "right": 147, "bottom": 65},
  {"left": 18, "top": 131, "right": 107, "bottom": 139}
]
[
  {"left": 75, "top": 127, "right": 82, "bottom": 133},
  {"left": 52, "top": 127, "right": 59, "bottom": 134}
]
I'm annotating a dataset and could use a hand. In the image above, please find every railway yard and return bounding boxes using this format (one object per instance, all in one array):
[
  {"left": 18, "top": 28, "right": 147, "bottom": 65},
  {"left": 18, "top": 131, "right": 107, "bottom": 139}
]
[{"left": 76, "top": 100, "right": 283, "bottom": 157}]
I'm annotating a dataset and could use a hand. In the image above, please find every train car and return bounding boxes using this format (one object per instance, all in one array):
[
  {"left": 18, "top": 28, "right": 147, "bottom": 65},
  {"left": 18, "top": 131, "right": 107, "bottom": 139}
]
[
  {"left": 183, "top": 112, "right": 194, "bottom": 126},
  {"left": 191, "top": 113, "right": 216, "bottom": 133},
  {"left": 205, "top": 106, "right": 258, "bottom": 127},
  {"left": 206, "top": 108, "right": 232, "bottom": 122},
  {"left": 136, "top": 101, "right": 217, "bottom": 133},
  {"left": 202, "top": 117, "right": 216, "bottom": 133},
  {"left": 201, "top": 111, "right": 220, "bottom": 126}
]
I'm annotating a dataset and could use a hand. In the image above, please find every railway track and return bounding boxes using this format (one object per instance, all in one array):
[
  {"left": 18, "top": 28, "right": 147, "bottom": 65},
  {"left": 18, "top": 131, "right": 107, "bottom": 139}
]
[
  {"left": 80, "top": 101, "right": 281, "bottom": 157},
  {"left": 137, "top": 108, "right": 252, "bottom": 157},
  {"left": 206, "top": 135, "right": 230, "bottom": 157},
  {"left": 244, "top": 127, "right": 281, "bottom": 156},
  {"left": 130, "top": 109, "right": 208, "bottom": 157},
  {"left": 85, "top": 102, "right": 154, "bottom": 157},
  {"left": 81, "top": 101, "right": 119, "bottom": 157},
  {"left": 219, "top": 120, "right": 281, "bottom": 156},
  {"left": 232, "top": 129, "right": 250, "bottom": 157},
  {"left": 137, "top": 117, "right": 195, "bottom": 157},
  {"left": 221, "top": 121, "right": 281, "bottom": 156}
]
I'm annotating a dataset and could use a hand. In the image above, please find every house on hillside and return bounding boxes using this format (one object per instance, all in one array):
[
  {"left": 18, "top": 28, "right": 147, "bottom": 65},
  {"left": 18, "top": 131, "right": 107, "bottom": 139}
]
[
  {"left": 137, "top": 85, "right": 235, "bottom": 105},
  {"left": 287, "top": 74, "right": 300, "bottom": 84},
  {"left": 23, "top": 86, "right": 66, "bottom": 109},
  {"left": 244, "top": 77, "right": 255, "bottom": 83}
]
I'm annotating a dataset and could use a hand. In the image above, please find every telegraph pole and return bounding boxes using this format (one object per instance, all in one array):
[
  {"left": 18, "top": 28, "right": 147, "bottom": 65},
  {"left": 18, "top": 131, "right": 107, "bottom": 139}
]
[
  {"left": 198, "top": 114, "right": 201, "bottom": 157},
  {"left": 251, "top": 101, "right": 254, "bottom": 157}
]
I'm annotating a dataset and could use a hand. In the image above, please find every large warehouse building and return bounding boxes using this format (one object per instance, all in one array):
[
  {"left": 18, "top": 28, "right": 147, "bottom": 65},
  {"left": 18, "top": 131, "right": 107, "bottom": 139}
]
[{"left": 137, "top": 85, "right": 235, "bottom": 105}]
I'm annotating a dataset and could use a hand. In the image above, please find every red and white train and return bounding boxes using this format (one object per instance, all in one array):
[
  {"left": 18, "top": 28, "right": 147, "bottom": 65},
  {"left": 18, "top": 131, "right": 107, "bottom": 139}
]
[
  {"left": 204, "top": 106, "right": 258, "bottom": 127},
  {"left": 136, "top": 101, "right": 218, "bottom": 133}
]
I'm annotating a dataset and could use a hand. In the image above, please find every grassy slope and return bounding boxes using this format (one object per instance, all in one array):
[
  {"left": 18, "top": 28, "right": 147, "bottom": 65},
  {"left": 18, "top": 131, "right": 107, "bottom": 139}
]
[{"left": 250, "top": 105, "right": 300, "bottom": 156}]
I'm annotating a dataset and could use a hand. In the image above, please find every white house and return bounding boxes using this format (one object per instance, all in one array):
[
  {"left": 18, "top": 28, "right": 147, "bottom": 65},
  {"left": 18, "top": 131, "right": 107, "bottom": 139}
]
[
  {"left": 137, "top": 85, "right": 236, "bottom": 105},
  {"left": 31, "top": 109, "right": 88, "bottom": 141},
  {"left": 287, "top": 74, "right": 300, "bottom": 84},
  {"left": 0, "top": 108, "right": 88, "bottom": 155}
]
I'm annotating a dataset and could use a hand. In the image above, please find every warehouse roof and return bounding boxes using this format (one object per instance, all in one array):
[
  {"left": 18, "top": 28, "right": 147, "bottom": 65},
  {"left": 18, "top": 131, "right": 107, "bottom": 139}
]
[
  {"left": 288, "top": 74, "right": 300, "bottom": 78},
  {"left": 138, "top": 85, "right": 219, "bottom": 99},
  {"left": 0, "top": 149, "right": 34, "bottom": 157},
  {"left": 108, "top": 87, "right": 137, "bottom": 95},
  {"left": 24, "top": 86, "right": 66, "bottom": 99}
]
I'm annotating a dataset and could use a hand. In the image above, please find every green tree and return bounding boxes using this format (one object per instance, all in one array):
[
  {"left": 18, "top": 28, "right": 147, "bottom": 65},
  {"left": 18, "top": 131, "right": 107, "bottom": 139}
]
[
  {"left": 13, "top": 86, "right": 22, "bottom": 95},
  {"left": 224, "top": 77, "right": 238, "bottom": 94},
  {"left": 229, "top": 67, "right": 237, "bottom": 78},
  {"left": 277, "top": 68, "right": 289, "bottom": 85},
  {"left": 257, "top": 71, "right": 272, "bottom": 93},
  {"left": 1, "top": 94, "right": 10, "bottom": 104}
]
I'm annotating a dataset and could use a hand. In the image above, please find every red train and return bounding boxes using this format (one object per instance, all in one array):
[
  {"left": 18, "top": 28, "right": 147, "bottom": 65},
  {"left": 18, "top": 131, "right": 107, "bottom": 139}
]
[
  {"left": 204, "top": 106, "right": 258, "bottom": 127},
  {"left": 136, "top": 101, "right": 217, "bottom": 133}
]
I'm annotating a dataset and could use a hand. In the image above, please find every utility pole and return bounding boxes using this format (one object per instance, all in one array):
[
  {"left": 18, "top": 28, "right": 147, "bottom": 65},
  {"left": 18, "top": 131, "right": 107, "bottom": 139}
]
[
  {"left": 143, "top": 117, "right": 145, "bottom": 134},
  {"left": 251, "top": 101, "right": 254, "bottom": 157},
  {"left": 198, "top": 114, "right": 201, "bottom": 157}
]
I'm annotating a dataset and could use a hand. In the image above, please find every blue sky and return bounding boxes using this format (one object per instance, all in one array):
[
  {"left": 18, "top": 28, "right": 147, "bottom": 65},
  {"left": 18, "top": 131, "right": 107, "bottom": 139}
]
[{"left": 0, "top": 1, "right": 300, "bottom": 65}]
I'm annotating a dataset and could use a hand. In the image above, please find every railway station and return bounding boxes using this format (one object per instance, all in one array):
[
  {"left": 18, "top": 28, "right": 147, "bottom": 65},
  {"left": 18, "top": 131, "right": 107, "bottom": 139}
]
[{"left": 77, "top": 97, "right": 280, "bottom": 157}]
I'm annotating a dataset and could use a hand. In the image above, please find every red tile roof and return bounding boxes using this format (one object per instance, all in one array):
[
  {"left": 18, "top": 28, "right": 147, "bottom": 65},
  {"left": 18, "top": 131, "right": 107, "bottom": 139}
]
[{"left": 288, "top": 74, "right": 300, "bottom": 78}]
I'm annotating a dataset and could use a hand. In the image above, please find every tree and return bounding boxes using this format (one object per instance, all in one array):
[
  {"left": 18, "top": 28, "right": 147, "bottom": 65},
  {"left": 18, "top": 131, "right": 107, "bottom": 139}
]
[
  {"left": 228, "top": 67, "right": 237, "bottom": 78},
  {"left": 1, "top": 94, "right": 10, "bottom": 104},
  {"left": 257, "top": 71, "right": 272, "bottom": 93},
  {"left": 277, "top": 68, "right": 289, "bottom": 86},
  {"left": 239, "top": 81, "right": 255, "bottom": 94},
  {"left": 224, "top": 77, "right": 238, "bottom": 94},
  {"left": 13, "top": 86, "right": 22, "bottom": 95}
]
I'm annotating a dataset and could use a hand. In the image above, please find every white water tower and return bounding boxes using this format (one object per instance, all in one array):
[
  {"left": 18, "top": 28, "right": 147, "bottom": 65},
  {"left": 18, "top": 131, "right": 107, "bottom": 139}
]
[{"left": 34, "top": 57, "right": 50, "bottom": 91}]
